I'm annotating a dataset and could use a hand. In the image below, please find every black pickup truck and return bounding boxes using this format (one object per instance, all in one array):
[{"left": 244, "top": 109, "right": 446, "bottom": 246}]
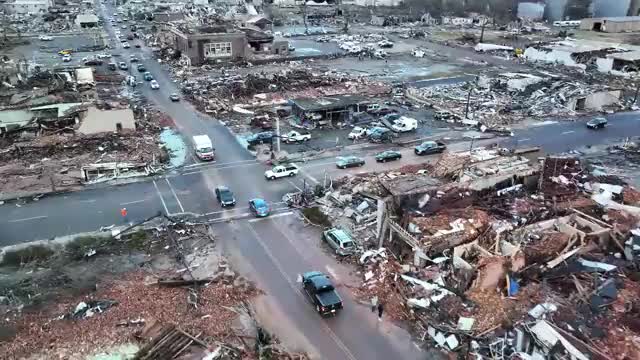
[{"left": 301, "top": 271, "right": 343, "bottom": 317}]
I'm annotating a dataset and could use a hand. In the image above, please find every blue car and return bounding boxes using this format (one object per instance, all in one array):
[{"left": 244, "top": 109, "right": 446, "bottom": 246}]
[{"left": 249, "top": 198, "right": 270, "bottom": 217}]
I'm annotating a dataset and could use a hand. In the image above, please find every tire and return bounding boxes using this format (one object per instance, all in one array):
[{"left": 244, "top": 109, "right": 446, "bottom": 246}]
[
  {"left": 289, "top": 172, "right": 295, "bottom": 177},
  {"left": 270, "top": 176, "right": 276, "bottom": 180},
  {"left": 381, "top": 159, "right": 386, "bottom": 163}
]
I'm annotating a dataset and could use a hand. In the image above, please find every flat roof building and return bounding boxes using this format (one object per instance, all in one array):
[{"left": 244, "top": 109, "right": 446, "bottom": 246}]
[{"left": 580, "top": 16, "right": 640, "bottom": 32}]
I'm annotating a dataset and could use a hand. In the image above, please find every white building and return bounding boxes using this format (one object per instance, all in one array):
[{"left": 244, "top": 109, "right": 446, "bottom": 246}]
[
  {"left": 3, "top": 0, "right": 52, "bottom": 14},
  {"left": 441, "top": 16, "right": 473, "bottom": 26}
]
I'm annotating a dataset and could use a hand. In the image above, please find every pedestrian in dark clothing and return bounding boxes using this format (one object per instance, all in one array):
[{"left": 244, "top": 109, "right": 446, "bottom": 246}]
[{"left": 377, "top": 303, "right": 384, "bottom": 321}]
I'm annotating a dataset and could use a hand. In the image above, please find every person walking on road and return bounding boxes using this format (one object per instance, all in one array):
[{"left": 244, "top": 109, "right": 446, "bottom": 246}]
[
  {"left": 120, "top": 207, "right": 128, "bottom": 224},
  {"left": 377, "top": 302, "right": 384, "bottom": 321}
]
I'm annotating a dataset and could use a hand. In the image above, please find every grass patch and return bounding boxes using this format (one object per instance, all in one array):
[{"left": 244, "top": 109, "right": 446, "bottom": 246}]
[
  {"left": 301, "top": 207, "right": 332, "bottom": 228},
  {"left": 65, "top": 235, "right": 113, "bottom": 260},
  {"left": 126, "top": 230, "right": 148, "bottom": 250},
  {"left": 1, "top": 245, "right": 54, "bottom": 267}
]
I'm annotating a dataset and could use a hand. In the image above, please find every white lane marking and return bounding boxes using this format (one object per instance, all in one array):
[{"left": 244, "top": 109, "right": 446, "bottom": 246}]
[
  {"left": 302, "top": 161, "right": 337, "bottom": 169},
  {"left": 8, "top": 215, "right": 48, "bottom": 223},
  {"left": 153, "top": 180, "right": 170, "bottom": 215},
  {"left": 286, "top": 179, "right": 303, "bottom": 191},
  {"left": 184, "top": 158, "right": 256, "bottom": 169},
  {"left": 248, "top": 211, "right": 293, "bottom": 222},
  {"left": 120, "top": 199, "right": 146, "bottom": 206},
  {"left": 298, "top": 168, "right": 319, "bottom": 184},
  {"left": 203, "top": 203, "right": 287, "bottom": 217},
  {"left": 78, "top": 199, "right": 96, "bottom": 203},
  {"left": 165, "top": 178, "right": 185, "bottom": 213},
  {"left": 245, "top": 224, "right": 358, "bottom": 360},
  {"left": 325, "top": 265, "right": 339, "bottom": 281},
  {"left": 181, "top": 161, "right": 262, "bottom": 176},
  {"left": 561, "top": 130, "right": 575, "bottom": 135},
  {"left": 519, "top": 138, "right": 531, "bottom": 142}
]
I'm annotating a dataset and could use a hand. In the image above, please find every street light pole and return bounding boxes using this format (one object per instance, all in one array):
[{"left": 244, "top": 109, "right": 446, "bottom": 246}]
[
  {"left": 465, "top": 85, "right": 472, "bottom": 119},
  {"left": 633, "top": 82, "right": 640, "bottom": 107}
]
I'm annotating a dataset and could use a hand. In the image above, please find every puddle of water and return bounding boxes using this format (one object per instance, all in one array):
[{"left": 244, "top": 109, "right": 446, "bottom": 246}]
[{"left": 159, "top": 128, "right": 187, "bottom": 168}]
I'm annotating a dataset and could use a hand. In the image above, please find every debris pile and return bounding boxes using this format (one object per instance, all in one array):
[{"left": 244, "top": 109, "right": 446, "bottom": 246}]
[
  {"left": 327, "top": 152, "right": 640, "bottom": 357},
  {"left": 408, "top": 73, "right": 625, "bottom": 127}
]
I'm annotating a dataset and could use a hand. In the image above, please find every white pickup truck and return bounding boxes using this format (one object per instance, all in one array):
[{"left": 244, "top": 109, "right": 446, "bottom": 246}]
[
  {"left": 281, "top": 130, "right": 311, "bottom": 143},
  {"left": 265, "top": 164, "right": 299, "bottom": 180}
]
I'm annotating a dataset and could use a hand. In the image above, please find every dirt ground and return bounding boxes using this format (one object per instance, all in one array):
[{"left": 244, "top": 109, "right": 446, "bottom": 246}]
[{"left": 0, "top": 222, "right": 304, "bottom": 359}]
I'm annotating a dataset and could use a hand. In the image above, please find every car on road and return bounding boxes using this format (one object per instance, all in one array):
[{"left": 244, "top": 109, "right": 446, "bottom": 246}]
[
  {"left": 587, "top": 117, "right": 608, "bottom": 129},
  {"left": 214, "top": 186, "right": 236, "bottom": 207},
  {"left": 265, "top": 164, "right": 299, "bottom": 180},
  {"left": 129, "top": 55, "right": 139, "bottom": 62},
  {"left": 127, "top": 34, "right": 134, "bottom": 40},
  {"left": 135, "top": 43, "right": 141, "bottom": 48},
  {"left": 375, "top": 150, "right": 402, "bottom": 162},
  {"left": 62, "top": 54, "right": 71, "bottom": 62},
  {"left": 38, "top": 35, "right": 53, "bottom": 41},
  {"left": 414, "top": 141, "right": 446, "bottom": 155},
  {"left": 288, "top": 44, "right": 295, "bottom": 52},
  {"left": 96, "top": 53, "right": 111, "bottom": 59},
  {"left": 122, "top": 42, "right": 130, "bottom": 48},
  {"left": 118, "top": 61, "right": 128, "bottom": 70},
  {"left": 348, "top": 126, "right": 367, "bottom": 140},
  {"left": 249, "top": 198, "right": 270, "bottom": 217},
  {"left": 83, "top": 59, "right": 103, "bottom": 66},
  {"left": 246, "top": 131, "right": 274, "bottom": 146},
  {"left": 136, "top": 64, "right": 146, "bottom": 72},
  {"left": 336, "top": 156, "right": 365, "bottom": 169},
  {"left": 301, "top": 271, "right": 343, "bottom": 316},
  {"left": 323, "top": 228, "right": 356, "bottom": 255},
  {"left": 58, "top": 49, "right": 72, "bottom": 55},
  {"left": 169, "top": 93, "right": 180, "bottom": 102},
  {"left": 143, "top": 72, "right": 153, "bottom": 81},
  {"left": 108, "top": 62, "right": 117, "bottom": 70},
  {"left": 281, "top": 130, "right": 311, "bottom": 143},
  {"left": 378, "top": 40, "right": 394, "bottom": 48},
  {"left": 150, "top": 80, "right": 160, "bottom": 89}
]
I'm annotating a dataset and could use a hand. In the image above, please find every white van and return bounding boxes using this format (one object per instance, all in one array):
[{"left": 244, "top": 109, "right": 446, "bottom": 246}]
[
  {"left": 391, "top": 116, "right": 418, "bottom": 132},
  {"left": 193, "top": 135, "right": 214, "bottom": 161}
]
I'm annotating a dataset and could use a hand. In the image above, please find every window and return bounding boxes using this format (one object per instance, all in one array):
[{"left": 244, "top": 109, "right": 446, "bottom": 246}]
[{"left": 204, "top": 42, "right": 232, "bottom": 58}]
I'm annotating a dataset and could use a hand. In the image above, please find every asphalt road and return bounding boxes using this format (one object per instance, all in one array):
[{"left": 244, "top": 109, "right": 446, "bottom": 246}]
[{"left": 2, "top": 5, "right": 639, "bottom": 358}]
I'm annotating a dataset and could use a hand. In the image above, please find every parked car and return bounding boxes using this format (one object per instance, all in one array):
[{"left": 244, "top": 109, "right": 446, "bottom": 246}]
[
  {"left": 281, "top": 130, "right": 311, "bottom": 143},
  {"left": 96, "top": 53, "right": 112, "bottom": 59},
  {"left": 246, "top": 131, "right": 274, "bottom": 147},
  {"left": 83, "top": 59, "right": 103, "bottom": 66},
  {"left": 134, "top": 43, "right": 141, "bottom": 48},
  {"left": 150, "top": 80, "right": 160, "bottom": 89},
  {"left": 108, "top": 62, "right": 117, "bottom": 70},
  {"left": 129, "top": 55, "right": 139, "bottom": 62},
  {"left": 38, "top": 35, "right": 53, "bottom": 41},
  {"left": 122, "top": 42, "right": 130, "bottom": 48},
  {"left": 169, "top": 93, "right": 180, "bottom": 102},
  {"left": 375, "top": 150, "right": 402, "bottom": 162},
  {"left": 143, "top": 72, "right": 153, "bottom": 81},
  {"left": 378, "top": 40, "right": 394, "bottom": 48},
  {"left": 136, "top": 64, "right": 145, "bottom": 72},
  {"left": 586, "top": 117, "right": 608, "bottom": 129},
  {"left": 249, "top": 198, "right": 270, "bottom": 217},
  {"left": 373, "top": 49, "right": 387, "bottom": 59},
  {"left": 214, "top": 186, "right": 236, "bottom": 207},
  {"left": 368, "top": 127, "right": 394, "bottom": 143},
  {"left": 118, "top": 61, "right": 128, "bottom": 70},
  {"left": 127, "top": 34, "right": 134, "bottom": 40},
  {"left": 414, "top": 141, "right": 447, "bottom": 155},
  {"left": 62, "top": 54, "right": 72, "bottom": 62},
  {"left": 348, "top": 126, "right": 367, "bottom": 140},
  {"left": 370, "top": 106, "right": 395, "bottom": 116},
  {"left": 336, "top": 156, "right": 365, "bottom": 169},
  {"left": 265, "top": 164, "right": 299, "bottom": 180},
  {"left": 323, "top": 228, "right": 356, "bottom": 255},
  {"left": 288, "top": 44, "right": 295, "bottom": 51},
  {"left": 301, "top": 271, "right": 343, "bottom": 316}
]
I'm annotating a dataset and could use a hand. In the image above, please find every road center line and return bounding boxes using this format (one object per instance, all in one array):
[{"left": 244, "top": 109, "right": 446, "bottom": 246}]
[
  {"left": 561, "top": 130, "right": 575, "bottom": 135},
  {"left": 248, "top": 211, "right": 293, "bottom": 222},
  {"left": 77, "top": 199, "right": 97, "bottom": 203},
  {"left": 8, "top": 215, "right": 48, "bottom": 223},
  {"left": 245, "top": 224, "right": 358, "bottom": 360},
  {"left": 165, "top": 178, "right": 185, "bottom": 213},
  {"left": 120, "top": 199, "right": 146, "bottom": 206},
  {"left": 519, "top": 138, "right": 531, "bottom": 142},
  {"left": 152, "top": 180, "right": 170, "bottom": 215}
]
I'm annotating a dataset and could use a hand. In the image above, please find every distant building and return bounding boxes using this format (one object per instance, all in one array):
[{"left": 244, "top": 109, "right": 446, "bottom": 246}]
[
  {"left": 244, "top": 15, "right": 273, "bottom": 31},
  {"left": 580, "top": 16, "right": 640, "bottom": 32},
  {"left": 630, "top": 0, "right": 640, "bottom": 16},
  {"left": 3, "top": 0, "right": 52, "bottom": 14},
  {"left": 441, "top": 16, "right": 473, "bottom": 26},
  {"left": 169, "top": 27, "right": 248, "bottom": 66},
  {"left": 78, "top": 107, "right": 136, "bottom": 134},
  {"left": 75, "top": 13, "right": 99, "bottom": 28},
  {"left": 517, "top": 1, "right": 546, "bottom": 20},
  {"left": 153, "top": 12, "right": 185, "bottom": 22}
]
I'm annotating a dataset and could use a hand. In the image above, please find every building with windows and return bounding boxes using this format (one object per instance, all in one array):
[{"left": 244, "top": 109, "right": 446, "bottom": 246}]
[
  {"left": 3, "top": 0, "right": 52, "bottom": 14},
  {"left": 168, "top": 27, "right": 248, "bottom": 65}
]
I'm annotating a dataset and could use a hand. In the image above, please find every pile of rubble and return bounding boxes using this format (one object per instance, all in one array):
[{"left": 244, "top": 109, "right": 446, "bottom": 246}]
[
  {"left": 318, "top": 151, "right": 640, "bottom": 358},
  {"left": 408, "top": 72, "right": 626, "bottom": 127},
  {"left": 179, "top": 67, "right": 390, "bottom": 115}
]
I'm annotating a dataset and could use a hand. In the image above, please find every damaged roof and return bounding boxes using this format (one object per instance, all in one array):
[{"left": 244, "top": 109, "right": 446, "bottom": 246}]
[
  {"left": 0, "top": 109, "right": 33, "bottom": 126},
  {"left": 607, "top": 50, "right": 640, "bottom": 62},
  {"left": 380, "top": 175, "right": 441, "bottom": 196},
  {"left": 291, "top": 94, "right": 370, "bottom": 112}
]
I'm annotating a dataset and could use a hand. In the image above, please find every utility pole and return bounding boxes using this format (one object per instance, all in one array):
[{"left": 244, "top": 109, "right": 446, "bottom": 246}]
[
  {"left": 480, "top": 19, "right": 486, "bottom": 43},
  {"left": 633, "top": 82, "right": 640, "bottom": 107},
  {"left": 275, "top": 116, "right": 281, "bottom": 154},
  {"left": 465, "top": 85, "right": 472, "bottom": 119}
]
